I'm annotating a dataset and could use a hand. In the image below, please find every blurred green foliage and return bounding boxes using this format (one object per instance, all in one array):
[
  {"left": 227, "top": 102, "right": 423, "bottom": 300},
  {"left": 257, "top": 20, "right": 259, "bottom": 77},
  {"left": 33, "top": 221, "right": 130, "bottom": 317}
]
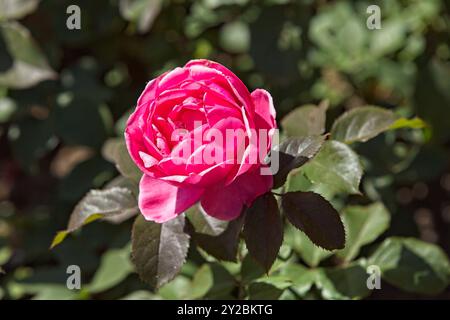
[{"left": 0, "top": 0, "right": 449, "bottom": 299}]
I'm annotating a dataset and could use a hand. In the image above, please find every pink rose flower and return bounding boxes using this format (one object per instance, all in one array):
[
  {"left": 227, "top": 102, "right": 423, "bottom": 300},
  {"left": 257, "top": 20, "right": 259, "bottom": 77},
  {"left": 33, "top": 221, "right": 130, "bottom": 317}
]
[{"left": 125, "top": 59, "right": 276, "bottom": 223}]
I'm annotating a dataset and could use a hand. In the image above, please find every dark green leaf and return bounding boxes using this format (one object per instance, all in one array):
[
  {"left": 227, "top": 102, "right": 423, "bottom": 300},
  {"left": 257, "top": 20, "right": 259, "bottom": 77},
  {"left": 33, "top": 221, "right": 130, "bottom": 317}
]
[
  {"left": 240, "top": 254, "right": 265, "bottom": 284},
  {"left": 369, "top": 237, "right": 450, "bottom": 295},
  {"left": 194, "top": 214, "right": 244, "bottom": 262},
  {"left": 318, "top": 261, "right": 371, "bottom": 300},
  {"left": 0, "top": 32, "right": 12, "bottom": 72},
  {"left": 243, "top": 193, "right": 283, "bottom": 272},
  {"left": 131, "top": 214, "right": 190, "bottom": 289},
  {"left": 281, "top": 191, "right": 345, "bottom": 250},
  {"left": 248, "top": 282, "right": 284, "bottom": 300},
  {"left": 203, "top": 263, "right": 236, "bottom": 299},
  {"left": 272, "top": 135, "right": 326, "bottom": 188}
]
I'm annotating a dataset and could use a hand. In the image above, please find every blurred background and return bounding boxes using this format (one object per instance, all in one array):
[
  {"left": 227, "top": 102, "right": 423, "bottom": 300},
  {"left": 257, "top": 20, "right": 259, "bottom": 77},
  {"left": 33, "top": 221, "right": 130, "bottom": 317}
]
[{"left": 0, "top": 0, "right": 449, "bottom": 299}]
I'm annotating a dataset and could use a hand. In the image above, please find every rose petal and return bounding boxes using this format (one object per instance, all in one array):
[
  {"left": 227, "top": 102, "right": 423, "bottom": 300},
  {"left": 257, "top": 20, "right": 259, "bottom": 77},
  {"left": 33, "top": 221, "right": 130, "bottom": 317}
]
[
  {"left": 186, "top": 59, "right": 253, "bottom": 109},
  {"left": 201, "top": 167, "right": 273, "bottom": 220},
  {"left": 251, "top": 89, "right": 277, "bottom": 132},
  {"left": 139, "top": 175, "right": 204, "bottom": 223}
]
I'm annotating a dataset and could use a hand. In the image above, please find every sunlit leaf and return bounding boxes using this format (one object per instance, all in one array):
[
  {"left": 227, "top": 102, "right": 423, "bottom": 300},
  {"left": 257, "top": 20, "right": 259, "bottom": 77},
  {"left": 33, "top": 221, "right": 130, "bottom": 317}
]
[
  {"left": 302, "top": 140, "right": 363, "bottom": 195},
  {"left": 88, "top": 244, "right": 134, "bottom": 293},
  {"left": 331, "top": 106, "right": 398, "bottom": 144},
  {"left": 0, "top": 0, "right": 39, "bottom": 21},
  {"left": 389, "top": 117, "right": 427, "bottom": 130},
  {"left": 281, "top": 101, "right": 328, "bottom": 137},
  {"left": 51, "top": 180, "right": 138, "bottom": 248},
  {"left": 119, "top": 0, "right": 162, "bottom": 33},
  {"left": 337, "top": 202, "right": 390, "bottom": 263},
  {"left": 188, "top": 264, "right": 213, "bottom": 299},
  {"left": 0, "top": 22, "right": 56, "bottom": 89}
]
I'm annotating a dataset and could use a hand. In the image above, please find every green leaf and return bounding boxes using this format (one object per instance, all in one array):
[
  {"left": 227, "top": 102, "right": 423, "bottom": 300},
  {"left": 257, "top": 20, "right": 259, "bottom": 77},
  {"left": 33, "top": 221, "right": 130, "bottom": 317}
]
[
  {"left": 186, "top": 204, "right": 228, "bottom": 236},
  {"left": 389, "top": 117, "right": 427, "bottom": 130},
  {"left": 102, "top": 138, "right": 142, "bottom": 183},
  {"left": 0, "top": 22, "right": 56, "bottom": 89},
  {"left": 119, "top": 0, "right": 162, "bottom": 34},
  {"left": 131, "top": 214, "right": 190, "bottom": 289},
  {"left": 158, "top": 275, "right": 192, "bottom": 299},
  {"left": 101, "top": 176, "right": 139, "bottom": 224},
  {"left": 0, "top": 247, "right": 11, "bottom": 265},
  {"left": 51, "top": 180, "right": 138, "bottom": 248},
  {"left": 281, "top": 101, "right": 328, "bottom": 137},
  {"left": 243, "top": 193, "right": 283, "bottom": 272},
  {"left": 0, "top": 97, "right": 16, "bottom": 122},
  {"left": 0, "top": 32, "right": 13, "bottom": 72},
  {"left": 0, "top": 0, "right": 39, "bottom": 21},
  {"left": 203, "top": 263, "right": 236, "bottom": 299},
  {"left": 302, "top": 140, "right": 363, "bottom": 195},
  {"left": 23, "top": 284, "right": 80, "bottom": 300},
  {"left": 88, "top": 244, "right": 134, "bottom": 293},
  {"left": 194, "top": 214, "right": 244, "bottom": 262},
  {"left": 188, "top": 264, "right": 214, "bottom": 299},
  {"left": 248, "top": 282, "right": 284, "bottom": 300},
  {"left": 317, "top": 261, "right": 371, "bottom": 300},
  {"left": 279, "top": 263, "right": 317, "bottom": 296},
  {"left": 370, "top": 20, "right": 406, "bottom": 57},
  {"left": 331, "top": 106, "right": 398, "bottom": 144},
  {"left": 337, "top": 202, "right": 390, "bottom": 263},
  {"left": 240, "top": 254, "right": 265, "bottom": 284},
  {"left": 121, "top": 290, "right": 160, "bottom": 300},
  {"left": 220, "top": 21, "right": 250, "bottom": 54},
  {"left": 271, "top": 135, "right": 326, "bottom": 189},
  {"left": 369, "top": 237, "right": 450, "bottom": 295},
  {"left": 281, "top": 191, "right": 345, "bottom": 250},
  {"left": 284, "top": 224, "right": 332, "bottom": 267}
]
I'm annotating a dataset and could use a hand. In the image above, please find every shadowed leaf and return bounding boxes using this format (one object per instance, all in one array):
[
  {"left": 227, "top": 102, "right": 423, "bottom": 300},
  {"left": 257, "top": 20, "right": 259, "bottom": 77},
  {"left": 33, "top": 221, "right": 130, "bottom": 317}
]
[
  {"left": 271, "top": 135, "right": 326, "bottom": 188},
  {"left": 243, "top": 193, "right": 283, "bottom": 272},
  {"left": 194, "top": 213, "right": 244, "bottom": 262},
  {"left": 131, "top": 214, "right": 190, "bottom": 289},
  {"left": 281, "top": 191, "right": 345, "bottom": 250},
  {"left": 369, "top": 237, "right": 450, "bottom": 295}
]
